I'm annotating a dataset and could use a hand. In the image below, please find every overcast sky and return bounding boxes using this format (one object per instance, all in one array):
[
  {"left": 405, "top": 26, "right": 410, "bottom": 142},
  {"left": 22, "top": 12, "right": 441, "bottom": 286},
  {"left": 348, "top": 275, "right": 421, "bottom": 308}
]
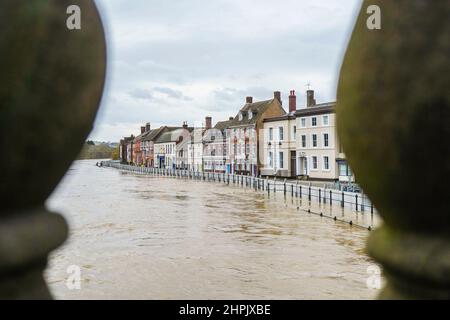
[{"left": 91, "top": 0, "right": 362, "bottom": 142}]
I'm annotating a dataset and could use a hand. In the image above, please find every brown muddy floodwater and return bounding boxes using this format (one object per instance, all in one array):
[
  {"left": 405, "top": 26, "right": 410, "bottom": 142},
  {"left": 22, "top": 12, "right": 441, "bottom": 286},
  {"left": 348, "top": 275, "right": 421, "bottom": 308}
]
[{"left": 46, "top": 160, "right": 379, "bottom": 299}]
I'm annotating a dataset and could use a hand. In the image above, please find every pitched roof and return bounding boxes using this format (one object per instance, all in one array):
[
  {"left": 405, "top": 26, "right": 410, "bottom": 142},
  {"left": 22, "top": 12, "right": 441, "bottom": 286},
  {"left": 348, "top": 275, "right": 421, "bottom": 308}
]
[
  {"left": 154, "top": 127, "right": 193, "bottom": 144},
  {"left": 141, "top": 126, "right": 172, "bottom": 142},
  {"left": 121, "top": 136, "right": 134, "bottom": 144},
  {"left": 188, "top": 127, "right": 206, "bottom": 144},
  {"left": 295, "top": 102, "right": 336, "bottom": 117},
  {"left": 214, "top": 119, "right": 234, "bottom": 131},
  {"left": 228, "top": 99, "right": 285, "bottom": 127},
  {"left": 133, "top": 131, "right": 147, "bottom": 143}
]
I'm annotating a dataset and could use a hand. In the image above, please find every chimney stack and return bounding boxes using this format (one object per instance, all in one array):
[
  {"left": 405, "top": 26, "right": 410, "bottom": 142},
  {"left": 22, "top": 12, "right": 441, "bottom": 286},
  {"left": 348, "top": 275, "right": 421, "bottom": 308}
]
[
  {"left": 289, "top": 90, "right": 297, "bottom": 113},
  {"left": 306, "top": 90, "right": 316, "bottom": 107},
  {"left": 274, "top": 91, "right": 282, "bottom": 104},
  {"left": 246, "top": 96, "right": 253, "bottom": 104},
  {"left": 141, "top": 126, "right": 146, "bottom": 134},
  {"left": 182, "top": 121, "right": 188, "bottom": 129},
  {"left": 229, "top": 116, "right": 234, "bottom": 121},
  {"left": 205, "top": 116, "right": 212, "bottom": 130},
  {"left": 146, "top": 122, "right": 151, "bottom": 132}
]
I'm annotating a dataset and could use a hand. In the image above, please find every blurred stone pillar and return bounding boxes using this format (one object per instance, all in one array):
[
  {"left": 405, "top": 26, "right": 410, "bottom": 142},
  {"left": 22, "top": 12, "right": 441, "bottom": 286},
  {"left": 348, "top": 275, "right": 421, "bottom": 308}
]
[
  {"left": 337, "top": 1, "right": 449, "bottom": 299},
  {"left": 0, "top": 0, "right": 106, "bottom": 299}
]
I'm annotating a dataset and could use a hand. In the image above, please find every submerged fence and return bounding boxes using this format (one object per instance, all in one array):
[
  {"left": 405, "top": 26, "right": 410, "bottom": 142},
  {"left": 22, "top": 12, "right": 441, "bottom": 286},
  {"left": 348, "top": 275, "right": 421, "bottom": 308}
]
[{"left": 102, "top": 160, "right": 377, "bottom": 218}]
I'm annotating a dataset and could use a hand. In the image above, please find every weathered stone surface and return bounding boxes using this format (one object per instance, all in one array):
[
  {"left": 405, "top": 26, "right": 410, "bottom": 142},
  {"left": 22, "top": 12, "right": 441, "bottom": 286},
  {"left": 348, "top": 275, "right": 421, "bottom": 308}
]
[
  {"left": 0, "top": 0, "right": 106, "bottom": 299},
  {"left": 0, "top": 0, "right": 106, "bottom": 212},
  {"left": 337, "top": 0, "right": 449, "bottom": 299}
]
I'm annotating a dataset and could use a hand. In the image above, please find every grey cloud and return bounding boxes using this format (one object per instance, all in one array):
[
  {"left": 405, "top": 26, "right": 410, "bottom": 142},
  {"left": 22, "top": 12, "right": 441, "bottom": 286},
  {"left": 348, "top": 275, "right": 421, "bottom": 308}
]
[
  {"left": 128, "top": 88, "right": 154, "bottom": 101},
  {"left": 213, "top": 86, "right": 274, "bottom": 103},
  {"left": 153, "top": 87, "right": 193, "bottom": 101},
  {"left": 91, "top": 0, "right": 362, "bottom": 141}
]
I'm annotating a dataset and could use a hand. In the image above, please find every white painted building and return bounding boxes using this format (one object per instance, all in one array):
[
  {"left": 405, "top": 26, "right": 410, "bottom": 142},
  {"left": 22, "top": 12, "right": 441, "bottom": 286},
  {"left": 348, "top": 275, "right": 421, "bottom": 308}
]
[
  {"left": 295, "top": 90, "right": 354, "bottom": 182},
  {"left": 154, "top": 124, "right": 193, "bottom": 169},
  {"left": 203, "top": 117, "right": 234, "bottom": 173},
  {"left": 261, "top": 90, "right": 298, "bottom": 177},
  {"left": 261, "top": 89, "right": 354, "bottom": 182},
  {"left": 187, "top": 127, "right": 204, "bottom": 172}
]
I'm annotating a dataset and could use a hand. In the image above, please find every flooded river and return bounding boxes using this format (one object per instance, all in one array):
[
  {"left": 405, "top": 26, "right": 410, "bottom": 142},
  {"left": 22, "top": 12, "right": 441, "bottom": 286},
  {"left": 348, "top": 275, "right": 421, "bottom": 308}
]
[{"left": 46, "top": 160, "right": 379, "bottom": 299}]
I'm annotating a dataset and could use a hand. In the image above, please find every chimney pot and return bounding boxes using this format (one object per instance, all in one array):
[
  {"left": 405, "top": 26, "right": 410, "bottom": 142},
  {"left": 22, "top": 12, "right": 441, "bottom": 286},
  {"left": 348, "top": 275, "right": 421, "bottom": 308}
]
[
  {"left": 274, "top": 91, "right": 282, "bottom": 104},
  {"left": 229, "top": 116, "right": 234, "bottom": 121},
  {"left": 205, "top": 116, "right": 212, "bottom": 130},
  {"left": 307, "top": 90, "right": 315, "bottom": 107},
  {"left": 289, "top": 90, "right": 297, "bottom": 113}
]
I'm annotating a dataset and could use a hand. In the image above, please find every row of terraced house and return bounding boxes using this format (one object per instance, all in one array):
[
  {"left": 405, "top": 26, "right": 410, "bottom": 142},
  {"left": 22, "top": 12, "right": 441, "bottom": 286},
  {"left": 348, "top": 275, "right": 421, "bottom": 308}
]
[{"left": 119, "top": 89, "right": 354, "bottom": 182}]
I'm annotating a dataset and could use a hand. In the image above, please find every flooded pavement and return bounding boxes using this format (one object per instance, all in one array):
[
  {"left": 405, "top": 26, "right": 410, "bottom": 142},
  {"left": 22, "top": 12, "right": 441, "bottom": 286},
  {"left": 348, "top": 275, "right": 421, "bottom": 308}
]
[{"left": 46, "top": 160, "right": 380, "bottom": 299}]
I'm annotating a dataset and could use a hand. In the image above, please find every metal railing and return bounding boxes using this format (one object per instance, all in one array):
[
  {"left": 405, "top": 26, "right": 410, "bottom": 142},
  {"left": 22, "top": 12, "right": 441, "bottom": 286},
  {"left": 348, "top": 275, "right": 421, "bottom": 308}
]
[{"left": 101, "top": 161, "right": 378, "bottom": 229}]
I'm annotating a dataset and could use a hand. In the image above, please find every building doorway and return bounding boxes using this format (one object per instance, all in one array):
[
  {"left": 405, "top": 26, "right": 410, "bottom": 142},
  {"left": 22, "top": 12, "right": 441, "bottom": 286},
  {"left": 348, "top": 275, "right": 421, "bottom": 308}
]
[
  {"left": 290, "top": 151, "right": 296, "bottom": 177},
  {"left": 299, "top": 156, "right": 308, "bottom": 176}
]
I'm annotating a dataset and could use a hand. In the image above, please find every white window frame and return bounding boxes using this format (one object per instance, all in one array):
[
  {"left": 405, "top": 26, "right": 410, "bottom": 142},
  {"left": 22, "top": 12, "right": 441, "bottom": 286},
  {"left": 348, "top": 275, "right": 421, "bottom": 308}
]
[
  {"left": 300, "top": 118, "right": 306, "bottom": 128},
  {"left": 323, "top": 133, "right": 329, "bottom": 147},
  {"left": 293, "top": 125, "right": 297, "bottom": 141},
  {"left": 301, "top": 135, "right": 307, "bottom": 148},
  {"left": 323, "top": 115, "right": 329, "bottom": 126},
  {"left": 279, "top": 126, "right": 284, "bottom": 141},
  {"left": 311, "top": 117, "right": 317, "bottom": 127},
  {"left": 269, "top": 127, "right": 273, "bottom": 141},
  {"left": 279, "top": 151, "right": 284, "bottom": 169},
  {"left": 311, "top": 156, "right": 318, "bottom": 171},
  {"left": 323, "top": 156, "right": 330, "bottom": 171},
  {"left": 312, "top": 134, "right": 318, "bottom": 148}
]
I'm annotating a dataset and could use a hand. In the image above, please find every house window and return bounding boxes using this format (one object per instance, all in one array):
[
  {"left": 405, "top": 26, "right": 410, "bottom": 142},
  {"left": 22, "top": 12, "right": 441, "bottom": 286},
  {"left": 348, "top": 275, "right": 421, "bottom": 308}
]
[
  {"left": 323, "top": 156, "right": 329, "bottom": 170},
  {"left": 269, "top": 128, "right": 273, "bottom": 141},
  {"left": 301, "top": 135, "right": 306, "bottom": 148},
  {"left": 323, "top": 115, "right": 329, "bottom": 126},
  {"left": 301, "top": 118, "right": 306, "bottom": 128},
  {"left": 312, "top": 134, "right": 318, "bottom": 147},
  {"left": 293, "top": 126, "right": 297, "bottom": 140},
  {"left": 323, "top": 133, "right": 329, "bottom": 147},
  {"left": 268, "top": 152, "right": 273, "bottom": 167},
  {"left": 312, "top": 117, "right": 317, "bottom": 127},
  {"left": 339, "top": 162, "right": 348, "bottom": 176},
  {"left": 312, "top": 156, "right": 318, "bottom": 170},
  {"left": 279, "top": 127, "right": 284, "bottom": 141},
  {"left": 279, "top": 152, "right": 284, "bottom": 169}
]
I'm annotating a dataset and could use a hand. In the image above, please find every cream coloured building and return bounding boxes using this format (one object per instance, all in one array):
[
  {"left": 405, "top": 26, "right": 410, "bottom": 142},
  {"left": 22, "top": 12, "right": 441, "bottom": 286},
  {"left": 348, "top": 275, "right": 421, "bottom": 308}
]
[
  {"left": 187, "top": 127, "right": 204, "bottom": 172},
  {"left": 260, "top": 90, "right": 298, "bottom": 177},
  {"left": 295, "top": 90, "right": 354, "bottom": 182},
  {"left": 154, "top": 124, "right": 193, "bottom": 169},
  {"left": 262, "top": 90, "right": 354, "bottom": 182}
]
